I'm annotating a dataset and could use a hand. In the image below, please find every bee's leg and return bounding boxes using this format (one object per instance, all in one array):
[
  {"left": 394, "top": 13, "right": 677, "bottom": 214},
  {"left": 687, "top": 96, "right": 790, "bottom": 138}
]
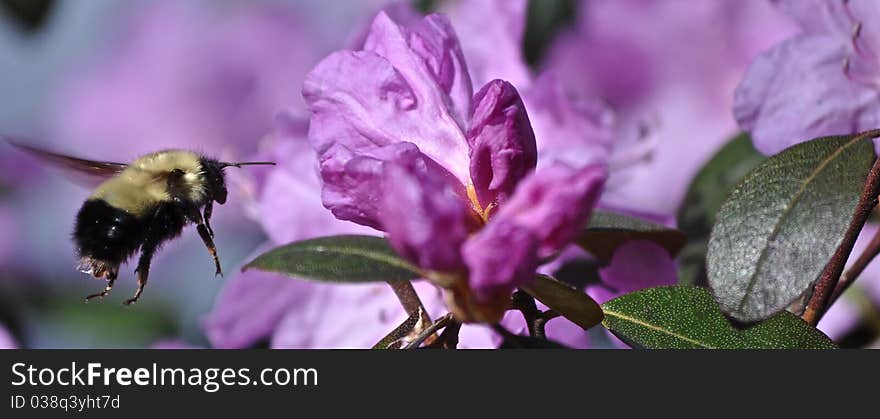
[
  {"left": 198, "top": 224, "right": 222, "bottom": 277},
  {"left": 85, "top": 277, "right": 116, "bottom": 301},
  {"left": 124, "top": 246, "right": 155, "bottom": 306},
  {"left": 123, "top": 203, "right": 186, "bottom": 305},
  {"left": 186, "top": 206, "right": 222, "bottom": 277},
  {"left": 203, "top": 200, "right": 214, "bottom": 237},
  {"left": 84, "top": 263, "right": 118, "bottom": 301}
]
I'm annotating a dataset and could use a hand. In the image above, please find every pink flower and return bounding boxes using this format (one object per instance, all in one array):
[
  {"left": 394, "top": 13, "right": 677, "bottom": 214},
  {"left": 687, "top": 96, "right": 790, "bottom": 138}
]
[
  {"left": 735, "top": 0, "right": 880, "bottom": 155},
  {"left": 302, "top": 11, "right": 605, "bottom": 322}
]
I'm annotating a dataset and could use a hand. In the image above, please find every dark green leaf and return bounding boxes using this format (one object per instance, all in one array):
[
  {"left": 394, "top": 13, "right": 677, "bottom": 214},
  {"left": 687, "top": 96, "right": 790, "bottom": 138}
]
[
  {"left": 577, "top": 210, "right": 686, "bottom": 261},
  {"left": 676, "top": 133, "right": 766, "bottom": 285},
  {"left": 601, "top": 286, "right": 837, "bottom": 349},
  {"left": 244, "top": 235, "right": 421, "bottom": 283},
  {"left": 522, "top": 275, "right": 603, "bottom": 330},
  {"left": 708, "top": 133, "right": 877, "bottom": 321}
]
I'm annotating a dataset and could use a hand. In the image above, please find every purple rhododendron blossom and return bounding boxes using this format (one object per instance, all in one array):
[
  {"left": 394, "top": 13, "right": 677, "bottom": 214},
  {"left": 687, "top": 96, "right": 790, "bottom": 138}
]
[
  {"left": 302, "top": 11, "right": 605, "bottom": 322},
  {"left": 735, "top": 0, "right": 880, "bottom": 156},
  {"left": 216, "top": 1, "right": 607, "bottom": 347},
  {"left": 208, "top": 1, "right": 795, "bottom": 348}
]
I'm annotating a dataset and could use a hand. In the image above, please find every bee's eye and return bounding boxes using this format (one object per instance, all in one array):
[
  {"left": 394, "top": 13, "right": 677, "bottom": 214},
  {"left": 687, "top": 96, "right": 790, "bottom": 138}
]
[{"left": 170, "top": 169, "right": 185, "bottom": 178}]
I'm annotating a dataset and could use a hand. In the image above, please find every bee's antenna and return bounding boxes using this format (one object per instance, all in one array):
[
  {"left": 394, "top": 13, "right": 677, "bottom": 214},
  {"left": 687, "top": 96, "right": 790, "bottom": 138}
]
[{"left": 219, "top": 161, "right": 277, "bottom": 169}]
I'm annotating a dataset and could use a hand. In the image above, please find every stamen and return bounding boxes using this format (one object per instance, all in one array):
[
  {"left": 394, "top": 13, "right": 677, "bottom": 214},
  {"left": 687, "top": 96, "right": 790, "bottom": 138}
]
[{"left": 465, "top": 183, "right": 490, "bottom": 224}]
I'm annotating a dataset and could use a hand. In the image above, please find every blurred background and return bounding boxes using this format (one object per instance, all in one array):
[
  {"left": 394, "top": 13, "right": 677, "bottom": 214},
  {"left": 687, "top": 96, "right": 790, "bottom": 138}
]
[
  {"left": 0, "top": 0, "right": 396, "bottom": 348},
  {"left": 0, "top": 0, "right": 877, "bottom": 348}
]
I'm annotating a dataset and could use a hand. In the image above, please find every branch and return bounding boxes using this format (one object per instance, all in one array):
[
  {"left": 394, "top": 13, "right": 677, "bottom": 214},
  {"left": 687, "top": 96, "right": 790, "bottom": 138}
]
[
  {"left": 387, "top": 281, "right": 438, "bottom": 346},
  {"left": 827, "top": 225, "right": 880, "bottom": 308},
  {"left": 404, "top": 313, "right": 452, "bottom": 349},
  {"left": 388, "top": 280, "right": 428, "bottom": 317},
  {"left": 804, "top": 146, "right": 880, "bottom": 326},
  {"left": 511, "top": 290, "right": 541, "bottom": 336}
]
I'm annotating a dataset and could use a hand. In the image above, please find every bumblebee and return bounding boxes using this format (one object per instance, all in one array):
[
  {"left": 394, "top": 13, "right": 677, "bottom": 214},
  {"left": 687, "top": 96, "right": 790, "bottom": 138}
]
[{"left": 8, "top": 141, "right": 274, "bottom": 305}]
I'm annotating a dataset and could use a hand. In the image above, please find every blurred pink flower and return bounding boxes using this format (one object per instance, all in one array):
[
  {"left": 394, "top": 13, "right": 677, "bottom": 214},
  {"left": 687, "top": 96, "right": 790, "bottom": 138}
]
[
  {"left": 735, "top": 0, "right": 880, "bottom": 155},
  {"left": 51, "top": 1, "right": 325, "bottom": 160},
  {"left": 546, "top": 0, "right": 797, "bottom": 216}
]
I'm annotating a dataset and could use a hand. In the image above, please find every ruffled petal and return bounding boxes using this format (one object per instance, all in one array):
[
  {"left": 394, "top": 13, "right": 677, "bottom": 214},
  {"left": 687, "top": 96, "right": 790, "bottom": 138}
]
[
  {"left": 462, "top": 219, "right": 538, "bottom": 303},
  {"left": 303, "top": 13, "right": 473, "bottom": 194},
  {"left": 467, "top": 80, "right": 537, "bottom": 209},
  {"left": 318, "top": 139, "right": 467, "bottom": 229},
  {"left": 364, "top": 12, "right": 474, "bottom": 127},
  {"left": 734, "top": 34, "right": 880, "bottom": 155},
  {"left": 490, "top": 164, "right": 606, "bottom": 257},
  {"left": 379, "top": 158, "right": 474, "bottom": 272}
]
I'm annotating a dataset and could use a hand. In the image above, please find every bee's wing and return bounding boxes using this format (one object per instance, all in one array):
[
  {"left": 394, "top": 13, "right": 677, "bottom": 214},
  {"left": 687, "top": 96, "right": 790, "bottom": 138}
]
[{"left": 6, "top": 140, "right": 128, "bottom": 187}]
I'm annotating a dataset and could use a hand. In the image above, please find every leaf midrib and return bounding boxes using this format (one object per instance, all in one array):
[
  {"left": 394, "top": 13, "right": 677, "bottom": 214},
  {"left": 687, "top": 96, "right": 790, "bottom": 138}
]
[{"left": 602, "top": 309, "right": 716, "bottom": 349}]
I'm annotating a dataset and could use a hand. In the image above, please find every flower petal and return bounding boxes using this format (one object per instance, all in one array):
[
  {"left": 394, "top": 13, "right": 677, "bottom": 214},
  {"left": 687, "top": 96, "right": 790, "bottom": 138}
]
[
  {"left": 379, "top": 157, "right": 474, "bottom": 271},
  {"left": 734, "top": 34, "right": 880, "bottom": 155},
  {"left": 467, "top": 79, "right": 537, "bottom": 209},
  {"left": 303, "top": 13, "right": 472, "bottom": 188},
  {"left": 364, "top": 12, "right": 474, "bottom": 127},
  {"left": 462, "top": 219, "right": 538, "bottom": 303},
  {"left": 774, "top": 0, "right": 853, "bottom": 36},
  {"left": 203, "top": 262, "right": 315, "bottom": 349},
  {"left": 317, "top": 141, "right": 460, "bottom": 229},
  {"left": 491, "top": 164, "right": 606, "bottom": 257}
]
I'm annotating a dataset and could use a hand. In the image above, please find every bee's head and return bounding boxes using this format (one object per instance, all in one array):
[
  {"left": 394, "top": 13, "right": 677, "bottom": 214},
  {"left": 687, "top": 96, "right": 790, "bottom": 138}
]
[{"left": 201, "top": 157, "right": 276, "bottom": 205}]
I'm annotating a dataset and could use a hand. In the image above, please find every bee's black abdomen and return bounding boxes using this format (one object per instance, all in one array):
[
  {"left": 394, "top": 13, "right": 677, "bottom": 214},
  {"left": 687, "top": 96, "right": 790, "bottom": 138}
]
[{"left": 74, "top": 199, "right": 145, "bottom": 264}]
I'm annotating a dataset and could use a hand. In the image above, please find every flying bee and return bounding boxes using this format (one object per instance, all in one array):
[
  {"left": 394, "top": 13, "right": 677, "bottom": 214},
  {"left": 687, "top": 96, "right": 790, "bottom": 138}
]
[{"left": 6, "top": 140, "right": 275, "bottom": 305}]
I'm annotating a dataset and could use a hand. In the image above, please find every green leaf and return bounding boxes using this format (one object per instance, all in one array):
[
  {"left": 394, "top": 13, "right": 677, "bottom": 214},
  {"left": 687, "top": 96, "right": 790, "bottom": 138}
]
[
  {"left": 577, "top": 210, "right": 686, "bottom": 262},
  {"left": 601, "top": 286, "right": 837, "bottom": 349},
  {"left": 676, "top": 133, "right": 766, "bottom": 284},
  {"left": 707, "top": 133, "right": 877, "bottom": 322},
  {"left": 244, "top": 235, "right": 421, "bottom": 282},
  {"left": 522, "top": 275, "right": 603, "bottom": 330}
]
